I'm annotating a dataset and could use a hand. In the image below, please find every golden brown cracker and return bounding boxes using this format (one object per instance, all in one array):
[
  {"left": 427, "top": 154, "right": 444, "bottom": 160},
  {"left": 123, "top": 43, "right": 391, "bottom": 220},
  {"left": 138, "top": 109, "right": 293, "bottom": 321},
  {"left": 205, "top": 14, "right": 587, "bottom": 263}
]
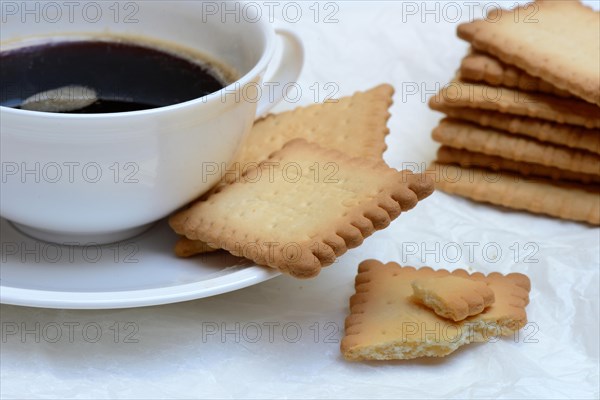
[
  {"left": 412, "top": 275, "right": 495, "bottom": 322},
  {"left": 429, "top": 103, "right": 600, "bottom": 155},
  {"left": 428, "top": 162, "right": 600, "bottom": 225},
  {"left": 341, "top": 260, "right": 530, "bottom": 361},
  {"left": 232, "top": 84, "right": 394, "bottom": 173},
  {"left": 460, "top": 51, "right": 572, "bottom": 98},
  {"left": 432, "top": 119, "right": 600, "bottom": 176},
  {"left": 169, "top": 140, "right": 434, "bottom": 278},
  {"left": 436, "top": 146, "right": 600, "bottom": 185},
  {"left": 429, "top": 79, "right": 600, "bottom": 129},
  {"left": 457, "top": 0, "right": 600, "bottom": 106},
  {"left": 174, "top": 237, "right": 219, "bottom": 257}
]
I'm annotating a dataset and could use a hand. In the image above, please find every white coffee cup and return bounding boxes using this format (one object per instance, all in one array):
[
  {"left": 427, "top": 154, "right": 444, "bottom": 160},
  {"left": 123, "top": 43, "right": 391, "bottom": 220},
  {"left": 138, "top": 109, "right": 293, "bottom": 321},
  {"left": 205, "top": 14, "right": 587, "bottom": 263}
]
[{"left": 0, "top": 1, "right": 304, "bottom": 244}]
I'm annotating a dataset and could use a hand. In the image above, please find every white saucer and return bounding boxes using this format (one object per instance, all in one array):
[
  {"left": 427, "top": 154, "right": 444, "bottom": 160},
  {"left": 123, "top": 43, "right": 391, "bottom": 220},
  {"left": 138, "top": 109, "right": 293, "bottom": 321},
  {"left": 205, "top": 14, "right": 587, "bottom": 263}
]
[{"left": 0, "top": 218, "right": 280, "bottom": 309}]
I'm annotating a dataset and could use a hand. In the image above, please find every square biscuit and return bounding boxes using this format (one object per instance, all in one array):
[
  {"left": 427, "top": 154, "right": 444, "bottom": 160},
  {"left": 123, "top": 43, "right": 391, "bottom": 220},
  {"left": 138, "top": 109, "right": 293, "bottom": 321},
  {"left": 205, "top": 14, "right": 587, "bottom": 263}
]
[
  {"left": 170, "top": 140, "right": 434, "bottom": 278},
  {"left": 341, "top": 260, "right": 531, "bottom": 361},
  {"left": 233, "top": 84, "right": 394, "bottom": 172},
  {"left": 429, "top": 79, "right": 600, "bottom": 129},
  {"left": 436, "top": 146, "right": 600, "bottom": 185},
  {"left": 174, "top": 237, "right": 219, "bottom": 257},
  {"left": 432, "top": 118, "right": 600, "bottom": 176},
  {"left": 429, "top": 103, "right": 600, "bottom": 155},
  {"left": 428, "top": 162, "right": 600, "bottom": 225},
  {"left": 460, "top": 51, "right": 572, "bottom": 98},
  {"left": 412, "top": 275, "right": 495, "bottom": 322},
  {"left": 458, "top": 0, "right": 600, "bottom": 106}
]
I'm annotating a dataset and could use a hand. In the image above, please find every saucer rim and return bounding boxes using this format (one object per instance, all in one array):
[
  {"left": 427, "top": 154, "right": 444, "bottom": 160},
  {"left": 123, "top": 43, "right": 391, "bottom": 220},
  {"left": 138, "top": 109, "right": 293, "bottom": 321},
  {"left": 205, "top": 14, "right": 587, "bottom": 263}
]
[{"left": 0, "top": 266, "right": 281, "bottom": 309}]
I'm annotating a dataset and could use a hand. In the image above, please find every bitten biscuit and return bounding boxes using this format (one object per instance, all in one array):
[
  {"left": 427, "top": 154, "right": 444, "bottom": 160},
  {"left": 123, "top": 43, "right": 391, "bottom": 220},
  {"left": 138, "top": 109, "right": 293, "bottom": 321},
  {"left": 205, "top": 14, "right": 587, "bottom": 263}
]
[
  {"left": 432, "top": 119, "right": 600, "bottom": 176},
  {"left": 429, "top": 104, "right": 600, "bottom": 155},
  {"left": 436, "top": 146, "right": 600, "bottom": 185},
  {"left": 429, "top": 79, "right": 600, "bottom": 129},
  {"left": 170, "top": 140, "right": 434, "bottom": 278},
  {"left": 412, "top": 275, "right": 495, "bottom": 322},
  {"left": 458, "top": 0, "right": 600, "bottom": 105},
  {"left": 460, "top": 51, "right": 571, "bottom": 98},
  {"left": 341, "top": 260, "right": 531, "bottom": 361},
  {"left": 428, "top": 162, "right": 600, "bottom": 225}
]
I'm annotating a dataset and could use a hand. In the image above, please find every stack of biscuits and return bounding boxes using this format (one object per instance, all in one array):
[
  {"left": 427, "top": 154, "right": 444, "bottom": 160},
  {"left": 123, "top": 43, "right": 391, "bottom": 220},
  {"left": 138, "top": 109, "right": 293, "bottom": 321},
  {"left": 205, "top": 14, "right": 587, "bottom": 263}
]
[{"left": 428, "top": 0, "right": 600, "bottom": 225}]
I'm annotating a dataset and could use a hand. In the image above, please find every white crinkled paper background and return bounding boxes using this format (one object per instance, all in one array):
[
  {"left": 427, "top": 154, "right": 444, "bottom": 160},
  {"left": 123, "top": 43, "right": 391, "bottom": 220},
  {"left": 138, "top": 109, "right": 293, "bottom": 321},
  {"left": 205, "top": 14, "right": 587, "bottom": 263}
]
[{"left": 1, "top": 1, "right": 598, "bottom": 398}]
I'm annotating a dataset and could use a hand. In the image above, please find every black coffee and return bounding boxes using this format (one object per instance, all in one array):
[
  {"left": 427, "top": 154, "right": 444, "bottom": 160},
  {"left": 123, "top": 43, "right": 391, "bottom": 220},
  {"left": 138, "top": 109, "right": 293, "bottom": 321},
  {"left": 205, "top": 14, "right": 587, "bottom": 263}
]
[{"left": 0, "top": 40, "right": 227, "bottom": 113}]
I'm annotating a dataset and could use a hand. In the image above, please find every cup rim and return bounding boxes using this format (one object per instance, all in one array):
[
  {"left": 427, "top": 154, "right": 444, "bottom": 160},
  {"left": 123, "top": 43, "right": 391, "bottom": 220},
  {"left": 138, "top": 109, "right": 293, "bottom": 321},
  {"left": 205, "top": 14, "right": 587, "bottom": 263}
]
[{"left": 0, "top": 20, "right": 276, "bottom": 120}]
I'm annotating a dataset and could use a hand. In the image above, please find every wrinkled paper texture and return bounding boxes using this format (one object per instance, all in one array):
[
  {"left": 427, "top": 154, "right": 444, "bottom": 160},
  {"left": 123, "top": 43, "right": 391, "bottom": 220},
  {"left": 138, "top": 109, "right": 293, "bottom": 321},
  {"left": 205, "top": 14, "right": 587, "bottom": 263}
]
[{"left": 1, "top": 1, "right": 598, "bottom": 398}]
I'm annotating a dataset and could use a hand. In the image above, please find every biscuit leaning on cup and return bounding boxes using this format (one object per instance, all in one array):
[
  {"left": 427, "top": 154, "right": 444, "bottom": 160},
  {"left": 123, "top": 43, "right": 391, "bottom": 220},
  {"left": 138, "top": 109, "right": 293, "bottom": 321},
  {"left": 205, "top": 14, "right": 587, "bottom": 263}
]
[
  {"left": 170, "top": 140, "right": 434, "bottom": 278},
  {"left": 172, "top": 84, "right": 398, "bottom": 259}
]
